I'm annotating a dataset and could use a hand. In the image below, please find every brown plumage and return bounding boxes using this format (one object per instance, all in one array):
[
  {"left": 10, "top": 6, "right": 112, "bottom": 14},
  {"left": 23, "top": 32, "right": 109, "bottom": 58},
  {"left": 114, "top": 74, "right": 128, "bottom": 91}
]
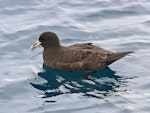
[{"left": 31, "top": 32, "right": 133, "bottom": 71}]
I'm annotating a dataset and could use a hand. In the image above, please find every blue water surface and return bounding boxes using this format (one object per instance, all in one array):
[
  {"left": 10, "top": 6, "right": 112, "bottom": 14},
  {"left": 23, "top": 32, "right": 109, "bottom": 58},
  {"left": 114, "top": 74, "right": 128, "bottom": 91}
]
[{"left": 0, "top": 0, "right": 150, "bottom": 113}]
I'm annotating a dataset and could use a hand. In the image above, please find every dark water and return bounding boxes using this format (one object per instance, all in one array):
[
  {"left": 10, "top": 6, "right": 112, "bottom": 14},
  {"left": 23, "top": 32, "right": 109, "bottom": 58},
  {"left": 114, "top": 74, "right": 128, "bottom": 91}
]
[{"left": 0, "top": 0, "right": 150, "bottom": 113}]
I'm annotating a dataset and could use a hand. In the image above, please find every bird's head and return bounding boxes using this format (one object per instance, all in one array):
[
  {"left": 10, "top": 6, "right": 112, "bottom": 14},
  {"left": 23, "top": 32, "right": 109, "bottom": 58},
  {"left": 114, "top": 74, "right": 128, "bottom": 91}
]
[{"left": 31, "top": 32, "right": 60, "bottom": 51}]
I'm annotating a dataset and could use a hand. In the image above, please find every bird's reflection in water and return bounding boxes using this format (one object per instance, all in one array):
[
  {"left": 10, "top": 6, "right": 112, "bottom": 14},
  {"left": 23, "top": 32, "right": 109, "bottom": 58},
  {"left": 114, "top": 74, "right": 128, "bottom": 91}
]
[{"left": 30, "top": 64, "right": 127, "bottom": 100}]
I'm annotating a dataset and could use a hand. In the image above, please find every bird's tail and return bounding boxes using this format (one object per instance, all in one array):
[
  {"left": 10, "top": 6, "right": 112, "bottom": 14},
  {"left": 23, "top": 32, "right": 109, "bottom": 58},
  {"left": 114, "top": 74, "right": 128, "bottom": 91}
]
[{"left": 106, "top": 51, "right": 134, "bottom": 65}]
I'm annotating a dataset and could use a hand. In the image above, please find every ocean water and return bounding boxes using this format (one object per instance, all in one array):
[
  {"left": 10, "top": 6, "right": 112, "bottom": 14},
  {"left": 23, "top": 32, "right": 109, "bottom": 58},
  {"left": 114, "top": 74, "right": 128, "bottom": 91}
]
[{"left": 0, "top": 0, "right": 150, "bottom": 113}]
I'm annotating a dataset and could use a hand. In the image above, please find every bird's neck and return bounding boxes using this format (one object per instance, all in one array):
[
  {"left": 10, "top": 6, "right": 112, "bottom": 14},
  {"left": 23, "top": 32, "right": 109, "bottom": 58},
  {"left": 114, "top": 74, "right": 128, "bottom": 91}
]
[
  {"left": 44, "top": 45, "right": 61, "bottom": 54},
  {"left": 43, "top": 46, "right": 62, "bottom": 64}
]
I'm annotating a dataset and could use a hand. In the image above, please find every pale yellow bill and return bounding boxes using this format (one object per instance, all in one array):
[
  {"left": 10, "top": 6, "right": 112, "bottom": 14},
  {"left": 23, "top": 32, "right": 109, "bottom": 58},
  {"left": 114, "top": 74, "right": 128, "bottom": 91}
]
[{"left": 30, "top": 41, "right": 41, "bottom": 51}]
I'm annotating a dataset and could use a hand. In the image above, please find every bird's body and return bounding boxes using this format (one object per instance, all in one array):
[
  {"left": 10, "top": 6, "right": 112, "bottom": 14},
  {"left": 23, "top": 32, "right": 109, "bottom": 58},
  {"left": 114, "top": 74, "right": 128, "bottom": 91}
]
[{"left": 31, "top": 32, "right": 133, "bottom": 71}]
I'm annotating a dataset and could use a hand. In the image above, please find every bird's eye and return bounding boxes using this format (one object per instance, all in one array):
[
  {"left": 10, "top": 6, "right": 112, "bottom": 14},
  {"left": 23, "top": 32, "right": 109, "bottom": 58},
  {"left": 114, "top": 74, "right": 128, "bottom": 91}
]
[{"left": 40, "top": 37, "right": 47, "bottom": 41}]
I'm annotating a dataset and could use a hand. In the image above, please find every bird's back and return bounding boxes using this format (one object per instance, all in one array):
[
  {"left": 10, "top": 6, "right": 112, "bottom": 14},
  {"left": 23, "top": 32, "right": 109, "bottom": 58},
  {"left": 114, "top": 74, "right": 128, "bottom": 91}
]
[
  {"left": 48, "top": 43, "right": 133, "bottom": 71},
  {"left": 69, "top": 43, "right": 113, "bottom": 54}
]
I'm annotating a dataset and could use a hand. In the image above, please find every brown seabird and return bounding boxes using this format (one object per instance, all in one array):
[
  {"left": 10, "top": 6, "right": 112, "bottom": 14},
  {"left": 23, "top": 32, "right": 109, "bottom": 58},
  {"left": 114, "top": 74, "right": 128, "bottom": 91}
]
[{"left": 31, "top": 32, "right": 133, "bottom": 71}]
